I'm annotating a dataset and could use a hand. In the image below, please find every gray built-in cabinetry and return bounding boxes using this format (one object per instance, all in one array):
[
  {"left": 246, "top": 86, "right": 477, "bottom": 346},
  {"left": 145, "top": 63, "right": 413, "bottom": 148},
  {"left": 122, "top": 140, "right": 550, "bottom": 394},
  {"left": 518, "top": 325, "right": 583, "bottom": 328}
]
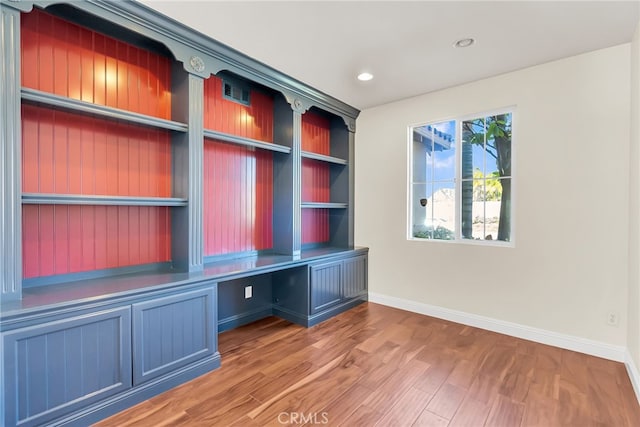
[
  {"left": 2, "top": 284, "right": 218, "bottom": 427},
  {"left": 0, "top": 1, "right": 367, "bottom": 426}
]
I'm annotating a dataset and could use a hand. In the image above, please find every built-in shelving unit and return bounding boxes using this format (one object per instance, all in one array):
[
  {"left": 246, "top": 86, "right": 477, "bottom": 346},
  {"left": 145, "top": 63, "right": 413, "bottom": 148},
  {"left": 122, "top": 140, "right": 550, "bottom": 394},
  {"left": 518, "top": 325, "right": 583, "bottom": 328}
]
[
  {"left": 301, "top": 109, "right": 350, "bottom": 247},
  {"left": 201, "top": 73, "right": 292, "bottom": 260},
  {"left": 0, "top": 1, "right": 364, "bottom": 426},
  {"left": 18, "top": 7, "right": 184, "bottom": 285}
]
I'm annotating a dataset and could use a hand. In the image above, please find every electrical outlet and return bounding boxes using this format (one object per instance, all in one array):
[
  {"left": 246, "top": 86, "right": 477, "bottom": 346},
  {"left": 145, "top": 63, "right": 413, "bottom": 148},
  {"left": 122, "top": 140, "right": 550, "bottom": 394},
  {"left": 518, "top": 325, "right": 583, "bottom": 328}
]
[
  {"left": 607, "top": 312, "right": 619, "bottom": 326},
  {"left": 244, "top": 286, "right": 252, "bottom": 299}
]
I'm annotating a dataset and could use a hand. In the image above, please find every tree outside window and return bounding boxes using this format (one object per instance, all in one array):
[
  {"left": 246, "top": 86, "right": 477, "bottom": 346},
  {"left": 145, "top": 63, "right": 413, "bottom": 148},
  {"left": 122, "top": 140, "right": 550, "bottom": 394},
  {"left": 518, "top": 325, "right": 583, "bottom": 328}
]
[{"left": 409, "top": 111, "right": 513, "bottom": 244}]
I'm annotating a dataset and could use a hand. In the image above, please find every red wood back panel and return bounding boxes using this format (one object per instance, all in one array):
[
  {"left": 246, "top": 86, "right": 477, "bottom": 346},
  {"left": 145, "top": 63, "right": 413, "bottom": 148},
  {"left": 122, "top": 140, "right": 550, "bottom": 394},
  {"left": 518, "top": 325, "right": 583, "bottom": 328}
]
[
  {"left": 301, "top": 112, "right": 331, "bottom": 243},
  {"left": 203, "top": 139, "right": 273, "bottom": 256},
  {"left": 203, "top": 75, "right": 273, "bottom": 142},
  {"left": 302, "top": 209, "right": 329, "bottom": 245},
  {"left": 301, "top": 111, "right": 330, "bottom": 155},
  {"left": 22, "top": 104, "right": 172, "bottom": 197},
  {"left": 301, "top": 159, "right": 330, "bottom": 203},
  {"left": 23, "top": 205, "right": 171, "bottom": 278},
  {"left": 21, "top": 8, "right": 171, "bottom": 119}
]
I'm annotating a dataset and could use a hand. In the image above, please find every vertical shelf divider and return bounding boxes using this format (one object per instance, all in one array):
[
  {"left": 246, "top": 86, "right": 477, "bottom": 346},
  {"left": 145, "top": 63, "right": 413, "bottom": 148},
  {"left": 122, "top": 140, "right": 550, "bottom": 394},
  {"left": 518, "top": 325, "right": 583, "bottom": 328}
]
[
  {"left": 1, "top": 5, "right": 22, "bottom": 301},
  {"left": 291, "top": 107, "right": 304, "bottom": 257},
  {"left": 272, "top": 95, "right": 313, "bottom": 258},
  {"left": 272, "top": 95, "right": 296, "bottom": 256},
  {"left": 347, "top": 120, "right": 356, "bottom": 248},
  {"left": 171, "top": 64, "right": 204, "bottom": 272},
  {"left": 329, "top": 115, "right": 355, "bottom": 249}
]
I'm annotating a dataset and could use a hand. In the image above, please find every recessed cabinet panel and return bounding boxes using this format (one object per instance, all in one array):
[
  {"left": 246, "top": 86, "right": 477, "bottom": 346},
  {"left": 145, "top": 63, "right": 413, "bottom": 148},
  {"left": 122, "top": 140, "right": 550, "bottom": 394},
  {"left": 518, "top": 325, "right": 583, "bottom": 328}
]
[
  {"left": 22, "top": 204, "right": 171, "bottom": 279},
  {"left": 203, "top": 75, "right": 274, "bottom": 142},
  {"left": 21, "top": 8, "right": 172, "bottom": 119},
  {"left": 132, "top": 287, "right": 216, "bottom": 385},
  {"left": 310, "top": 261, "right": 343, "bottom": 314},
  {"left": 301, "top": 111, "right": 330, "bottom": 155},
  {"left": 302, "top": 209, "right": 330, "bottom": 245},
  {"left": 203, "top": 140, "right": 273, "bottom": 257},
  {"left": 2, "top": 307, "right": 132, "bottom": 427},
  {"left": 343, "top": 255, "right": 367, "bottom": 299},
  {"left": 302, "top": 158, "right": 330, "bottom": 203},
  {"left": 21, "top": 104, "right": 172, "bottom": 197}
]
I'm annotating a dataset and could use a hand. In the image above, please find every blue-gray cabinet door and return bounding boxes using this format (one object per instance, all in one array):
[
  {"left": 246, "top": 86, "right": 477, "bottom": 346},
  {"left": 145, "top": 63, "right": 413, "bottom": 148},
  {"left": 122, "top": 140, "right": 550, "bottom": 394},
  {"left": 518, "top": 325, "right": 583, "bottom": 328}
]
[
  {"left": 310, "top": 261, "right": 343, "bottom": 314},
  {"left": 132, "top": 287, "right": 216, "bottom": 385},
  {"left": 2, "top": 307, "right": 132, "bottom": 427},
  {"left": 343, "top": 255, "right": 367, "bottom": 299}
]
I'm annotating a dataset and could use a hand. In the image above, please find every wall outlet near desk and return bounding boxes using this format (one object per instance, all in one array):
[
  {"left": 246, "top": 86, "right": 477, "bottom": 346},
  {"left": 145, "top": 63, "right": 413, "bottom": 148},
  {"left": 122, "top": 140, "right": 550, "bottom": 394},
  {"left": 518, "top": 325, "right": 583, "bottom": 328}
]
[{"left": 245, "top": 286, "right": 252, "bottom": 299}]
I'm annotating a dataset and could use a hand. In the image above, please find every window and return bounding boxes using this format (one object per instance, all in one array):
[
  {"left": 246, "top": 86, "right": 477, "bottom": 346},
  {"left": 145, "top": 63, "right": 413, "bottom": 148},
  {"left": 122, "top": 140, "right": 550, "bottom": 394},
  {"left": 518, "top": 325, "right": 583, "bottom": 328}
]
[{"left": 409, "top": 110, "right": 513, "bottom": 244}]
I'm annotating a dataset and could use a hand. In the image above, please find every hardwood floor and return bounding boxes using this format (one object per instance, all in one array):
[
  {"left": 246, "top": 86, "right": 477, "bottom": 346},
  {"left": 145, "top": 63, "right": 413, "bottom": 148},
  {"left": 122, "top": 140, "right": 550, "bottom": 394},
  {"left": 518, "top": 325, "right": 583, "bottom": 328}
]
[{"left": 95, "top": 303, "right": 640, "bottom": 426}]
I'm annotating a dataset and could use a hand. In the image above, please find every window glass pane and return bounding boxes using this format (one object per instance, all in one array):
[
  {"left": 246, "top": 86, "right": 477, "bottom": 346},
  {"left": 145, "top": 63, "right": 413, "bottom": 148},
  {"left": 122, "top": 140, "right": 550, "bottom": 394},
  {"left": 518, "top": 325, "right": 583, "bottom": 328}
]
[
  {"left": 412, "top": 182, "right": 455, "bottom": 240},
  {"left": 429, "top": 184, "right": 455, "bottom": 239},
  {"left": 471, "top": 190, "right": 487, "bottom": 240},
  {"left": 411, "top": 127, "right": 432, "bottom": 183},
  {"left": 461, "top": 136, "right": 474, "bottom": 180},
  {"left": 461, "top": 179, "right": 483, "bottom": 240},
  {"left": 495, "top": 177, "right": 511, "bottom": 242},
  {"left": 432, "top": 121, "right": 456, "bottom": 181},
  {"left": 483, "top": 179, "right": 501, "bottom": 241},
  {"left": 461, "top": 179, "right": 473, "bottom": 238},
  {"left": 461, "top": 118, "right": 485, "bottom": 178},
  {"left": 412, "top": 183, "right": 432, "bottom": 239},
  {"left": 461, "top": 178, "right": 508, "bottom": 241},
  {"left": 485, "top": 114, "right": 512, "bottom": 178},
  {"left": 412, "top": 121, "right": 455, "bottom": 182}
]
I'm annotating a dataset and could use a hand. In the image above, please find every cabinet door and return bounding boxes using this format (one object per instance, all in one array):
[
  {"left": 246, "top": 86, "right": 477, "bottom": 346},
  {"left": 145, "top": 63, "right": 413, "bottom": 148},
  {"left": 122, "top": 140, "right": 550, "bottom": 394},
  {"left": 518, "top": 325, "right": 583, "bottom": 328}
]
[
  {"left": 343, "top": 255, "right": 367, "bottom": 299},
  {"left": 2, "top": 307, "right": 132, "bottom": 427},
  {"left": 310, "top": 261, "right": 343, "bottom": 314},
  {"left": 132, "top": 287, "right": 216, "bottom": 385}
]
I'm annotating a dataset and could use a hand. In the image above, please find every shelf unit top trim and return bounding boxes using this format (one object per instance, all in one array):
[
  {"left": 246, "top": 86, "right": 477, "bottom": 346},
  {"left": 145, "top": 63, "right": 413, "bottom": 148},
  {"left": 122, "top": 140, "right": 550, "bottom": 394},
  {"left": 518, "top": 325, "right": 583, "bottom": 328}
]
[
  {"left": 5, "top": 0, "right": 360, "bottom": 121},
  {"left": 22, "top": 193, "right": 188, "bottom": 206},
  {"left": 204, "top": 129, "right": 291, "bottom": 154},
  {"left": 21, "top": 88, "right": 189, "bottom": 132}
]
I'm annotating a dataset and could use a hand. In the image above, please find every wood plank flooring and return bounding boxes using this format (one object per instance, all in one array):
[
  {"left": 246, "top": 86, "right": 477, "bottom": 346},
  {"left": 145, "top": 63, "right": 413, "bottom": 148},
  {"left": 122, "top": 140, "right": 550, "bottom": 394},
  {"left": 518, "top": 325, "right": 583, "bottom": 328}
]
[{"left": 95, "top": 303, "right": 640, "bottom": 426}]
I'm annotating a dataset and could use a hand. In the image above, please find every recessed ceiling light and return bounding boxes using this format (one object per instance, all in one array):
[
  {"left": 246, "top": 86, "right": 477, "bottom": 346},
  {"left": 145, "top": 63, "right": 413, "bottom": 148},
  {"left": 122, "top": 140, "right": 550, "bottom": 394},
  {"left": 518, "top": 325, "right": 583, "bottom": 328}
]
[
  {"left": 453, "top": 38, "right": 475, "bottom": 48},
  {"left": 357, "top": 72, "right": 374, "bottom": 81}
]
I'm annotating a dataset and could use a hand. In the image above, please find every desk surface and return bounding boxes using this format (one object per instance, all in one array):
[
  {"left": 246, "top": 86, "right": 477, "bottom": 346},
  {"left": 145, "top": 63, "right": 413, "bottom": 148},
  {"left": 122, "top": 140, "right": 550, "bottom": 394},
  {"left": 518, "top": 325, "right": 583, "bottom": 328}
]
[{"left": 1, "top": 247, "right": 368, "bottom": 323}]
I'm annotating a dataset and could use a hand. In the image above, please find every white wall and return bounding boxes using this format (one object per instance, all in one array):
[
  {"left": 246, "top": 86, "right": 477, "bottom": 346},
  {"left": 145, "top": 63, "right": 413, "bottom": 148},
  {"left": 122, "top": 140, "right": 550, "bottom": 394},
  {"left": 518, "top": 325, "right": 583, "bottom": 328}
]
[
  {"left": 356, "top": 45, "right": 631, "bottom": 346},
  {"left": 628, "top": 22, "right": 640, "bottom": 366}
]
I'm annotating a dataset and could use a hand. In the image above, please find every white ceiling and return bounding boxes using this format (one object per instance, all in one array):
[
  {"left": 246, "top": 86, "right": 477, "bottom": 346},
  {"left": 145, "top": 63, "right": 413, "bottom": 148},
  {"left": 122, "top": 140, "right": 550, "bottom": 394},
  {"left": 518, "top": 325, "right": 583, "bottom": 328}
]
[{"left": 140, "top": 1, "right": 640, "bottom": 110}]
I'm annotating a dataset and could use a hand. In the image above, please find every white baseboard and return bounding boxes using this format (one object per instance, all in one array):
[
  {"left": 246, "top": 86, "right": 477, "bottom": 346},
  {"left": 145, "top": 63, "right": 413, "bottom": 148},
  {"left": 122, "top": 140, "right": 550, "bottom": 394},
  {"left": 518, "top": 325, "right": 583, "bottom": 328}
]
[
  {"left": 625, "top": 349, "right": 640, "bottom": 404},
  {"left": 368, "top": 292, "right": 627, "bottom": 362}
]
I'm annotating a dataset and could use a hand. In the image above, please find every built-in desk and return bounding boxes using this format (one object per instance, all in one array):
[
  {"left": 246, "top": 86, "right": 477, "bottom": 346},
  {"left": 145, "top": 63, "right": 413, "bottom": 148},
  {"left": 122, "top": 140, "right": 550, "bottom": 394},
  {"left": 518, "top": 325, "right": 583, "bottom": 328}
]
[{"left": 0, "top": 247, "right": 368, "bottom": 427}]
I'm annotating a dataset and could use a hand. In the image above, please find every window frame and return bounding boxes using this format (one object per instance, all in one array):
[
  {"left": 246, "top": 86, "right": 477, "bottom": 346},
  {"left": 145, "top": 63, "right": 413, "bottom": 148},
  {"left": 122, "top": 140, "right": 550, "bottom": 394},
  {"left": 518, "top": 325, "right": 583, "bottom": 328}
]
[{"left": 407, "top": 107, "right": 516, "bottom": 247}]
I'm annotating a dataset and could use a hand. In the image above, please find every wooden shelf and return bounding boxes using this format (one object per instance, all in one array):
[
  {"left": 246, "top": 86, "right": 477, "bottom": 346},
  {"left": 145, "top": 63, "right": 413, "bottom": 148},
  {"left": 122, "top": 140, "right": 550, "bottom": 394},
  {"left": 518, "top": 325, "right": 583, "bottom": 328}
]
[
  {"left": 22, "top": 193, "right": 188, "bottom": 207},
  {"left": 301, "top": 151, "right": 347, "bottom": 165},
  {"left": 21, "top": 88, "right": 188, "bottom": 132},
  {"left": 204, "top": 129, "right": 291, "bottom": 154},
  {"left": 301, "top": 202, "right": 348, "bottom": 209}
]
